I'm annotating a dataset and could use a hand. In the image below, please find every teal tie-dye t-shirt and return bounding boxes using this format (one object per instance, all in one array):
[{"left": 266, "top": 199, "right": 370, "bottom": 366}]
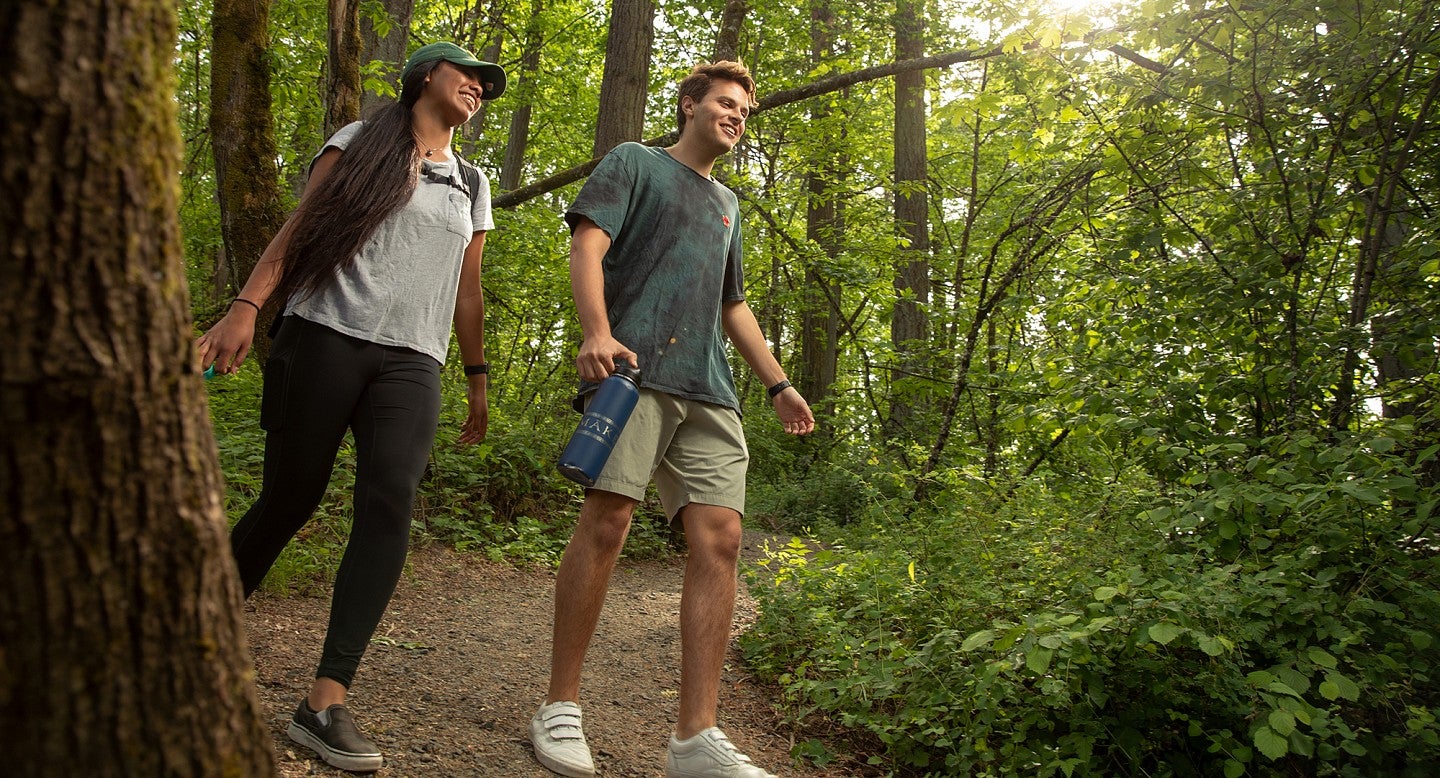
[{"left": 565, "top": 142, "right": 746, "bottom": 411}]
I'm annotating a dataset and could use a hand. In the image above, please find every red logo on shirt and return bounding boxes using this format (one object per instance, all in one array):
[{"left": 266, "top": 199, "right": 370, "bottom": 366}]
[{"left": 722, "top": 215, "right": 731, "bottom": 227}]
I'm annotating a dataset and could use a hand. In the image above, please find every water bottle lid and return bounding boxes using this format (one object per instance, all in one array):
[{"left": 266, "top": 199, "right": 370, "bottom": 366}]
[{"left": 614, "top": 364, "right": 641, "bottom": 382}]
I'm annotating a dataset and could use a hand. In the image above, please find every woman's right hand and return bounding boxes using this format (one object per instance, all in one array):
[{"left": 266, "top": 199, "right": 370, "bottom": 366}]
[{"left": 196, "top": 304, "right": 260, "bottom": 375}]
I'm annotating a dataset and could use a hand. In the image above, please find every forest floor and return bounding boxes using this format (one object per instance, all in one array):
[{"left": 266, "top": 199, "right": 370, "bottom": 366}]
[{"left": 244, "top": 529, "right": 878, "bottom": 777}]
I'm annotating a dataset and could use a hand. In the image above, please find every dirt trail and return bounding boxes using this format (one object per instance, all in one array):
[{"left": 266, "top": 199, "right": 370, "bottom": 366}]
[{"left": 244, "top": 532, "right": 861, "bottom": 777}]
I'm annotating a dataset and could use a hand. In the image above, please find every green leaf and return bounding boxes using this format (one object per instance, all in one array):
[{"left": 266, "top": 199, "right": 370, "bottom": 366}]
[
  {"left": 1254, "top": 726, "right": 1289, "bottom": 759},
  {"left": 1306, "top": 647, "right": 1337, "bottom": 668},
  {"left": 1148, "top": 622, "right": 1184, "bottom": 645},
  {"left": 1324, "top": 671, "right": 1360, "bottom": 701},
  {"left": 1196, "top": 634, "right": 1227, "bottom": 656},
  {"left": 1026, "top": 645, "right": 1054, "bottom": 675},
  {"left": 1268, "top": 710, "right": 1297, "bottom": 736},
  {"left": 1095, "top": 585, "right": 1119, "bottom": 601},
  {"left": 994, "top": 625, "right": 1027, "bottom": 653},
  {"left": 961, "top": 630, "right": 997, "bottom": 652}
]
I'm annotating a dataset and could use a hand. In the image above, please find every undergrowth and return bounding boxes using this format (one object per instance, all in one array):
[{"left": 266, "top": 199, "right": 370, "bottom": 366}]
[
  {"left": 740, "top": 428, "right": 1440, "bottom": 776},
  {"left": 205, "top": 362, "right": 674, "bottom": 594}
]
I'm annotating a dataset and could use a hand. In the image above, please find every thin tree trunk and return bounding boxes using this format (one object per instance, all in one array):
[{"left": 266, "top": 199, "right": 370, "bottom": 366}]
[
  {"left": 211, "top": 0, "right": 288, "bottom": 364},
  {"left": 890, "top": 0, "right": 930, "bottom": 432},
  {"left": 1330, "top": 67, "right": 1440, "bottom": 431},
  {"left": 360, "top": 0, "right": 415, "bottom": 113},
  {"left": 0, "top": 0, "right": 276, "bottom": 772},
  {"left": 799, "top": 0, "right": 841, "bottom": 412},
  {"left": 326, "top": 0, "right": 364, "bottom": 138},
  {"left": 592, "top": 0, "right": 654, "bottom": 157},
  {"left": 501, "top": 0, "right": 547, "bottom": 192},
  {"left": 464, "top": 1, "right": 507, "bottom": 140}
]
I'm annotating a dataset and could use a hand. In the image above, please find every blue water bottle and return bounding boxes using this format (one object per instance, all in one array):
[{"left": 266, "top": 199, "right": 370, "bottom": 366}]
[{"left": 558, "top": 366, "right": 641, "bottom": 486}]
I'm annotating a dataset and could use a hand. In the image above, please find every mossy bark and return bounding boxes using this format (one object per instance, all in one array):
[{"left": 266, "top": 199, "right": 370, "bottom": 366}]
[
  {"left": 211, "top": 0, "right": 287, "bottom": 363},
  {"left": 0, "top": 0, "right": 277, "bottom": 773}
]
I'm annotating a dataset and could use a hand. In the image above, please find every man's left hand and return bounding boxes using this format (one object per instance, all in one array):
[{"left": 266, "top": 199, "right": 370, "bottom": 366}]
[{"left": 772, "top": 388, "right": 815, "bottom": 436}]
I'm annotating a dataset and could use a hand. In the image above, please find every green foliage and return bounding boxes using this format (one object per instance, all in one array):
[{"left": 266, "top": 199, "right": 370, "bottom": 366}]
[
  {"left": 743, "top": 423, "right": 1440, "bottom": 775},
  {"left": 181, "top": 0, "right": 1440, "bottom": 772}
]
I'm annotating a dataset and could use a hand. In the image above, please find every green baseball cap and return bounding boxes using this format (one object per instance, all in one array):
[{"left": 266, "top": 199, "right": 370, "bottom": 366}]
[{"left": 402, "top": 42, "right": 506, "bottom": 100}]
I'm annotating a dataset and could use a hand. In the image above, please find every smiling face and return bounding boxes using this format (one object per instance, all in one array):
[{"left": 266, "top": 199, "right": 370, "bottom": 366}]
[
  {"left": 679, "top": 79, "right": 751, "bottom": 154},
  {"left": 418, "top": 62, "right": 485, "bottom": 128}
]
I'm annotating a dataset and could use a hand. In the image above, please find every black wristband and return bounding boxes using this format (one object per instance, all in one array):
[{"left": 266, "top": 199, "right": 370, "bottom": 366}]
[
  {"left": 463, "top": 363, "right": 489, "bottom": 376},
  {"left": 232, "top": 297, "right": 261, "bottom": 313},
  {"left": 767, "top": 379, "right": 792, "bottom": 399}
]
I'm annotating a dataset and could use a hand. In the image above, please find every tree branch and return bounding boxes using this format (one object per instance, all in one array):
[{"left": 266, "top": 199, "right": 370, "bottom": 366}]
[{"left": 493, "top": 46, "right": 1004, "bottom": 209}]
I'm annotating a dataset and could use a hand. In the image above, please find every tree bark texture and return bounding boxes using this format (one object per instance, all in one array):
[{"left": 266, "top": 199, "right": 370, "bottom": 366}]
[
  {"left": 326, "top": 0, "right": 363, "bottom": 138},
  {"left": 501, "top": 0, "right": 548, "bottom": 192},
  {"left": 712, "top": 0, "right": 749, "bottom": 63},
  {"left": 211, "top": 0, "right": 288, "bottom": 363},
  {"left": 463, "top": 2, "right": 507, "bottom": 140},
  {"left": 0, "top": 0, "right": 276, "bottom": 774},
  {"left": 890, "top": 0, "right": 930, "bottom": 432},
  {"left": 592, "top": 0, "right": 654, "bottom": 157},
  {"left": 799, "top": 0, "right": 841, "bottom": 410},
  {"left": 360, "top": 0, "right": 415, "bottom": 113}
]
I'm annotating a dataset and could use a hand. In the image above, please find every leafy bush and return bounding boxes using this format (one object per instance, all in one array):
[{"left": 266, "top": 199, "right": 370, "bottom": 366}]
[
  {"left": 741, "top": 427, "right": 1440, "bottom": 776},
  {"left": 746, "top": 446, "right": 908, "bottom": 534}
]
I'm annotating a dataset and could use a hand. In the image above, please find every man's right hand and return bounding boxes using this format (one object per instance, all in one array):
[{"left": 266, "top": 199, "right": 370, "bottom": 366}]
[{"left": 576, "top": 334, "right": 638, "bottom": 383}]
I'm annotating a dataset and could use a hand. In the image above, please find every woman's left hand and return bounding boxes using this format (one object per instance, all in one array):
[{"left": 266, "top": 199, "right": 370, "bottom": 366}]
[{"left": 459, "top": 377, "right": 489, "bottom": 444}]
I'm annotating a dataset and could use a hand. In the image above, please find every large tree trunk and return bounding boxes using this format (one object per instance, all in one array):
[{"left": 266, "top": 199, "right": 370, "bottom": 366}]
[
  {"left": 211, "top": 0, "right": 288, "bottom": 365},
  {"left": 0, "top": 0, "right": 276, "bottom": 773},
  {"left": 501, "top": 0, "right": 548, "bottom": 192},
  {"left": 326, "top": 0, "right": 364, "bottom": 138},
  {"left": 360, "top": 0, "right": 416, "bottom": 113},
  {"left": 592, "top": 0, "right": 654, "bottom": 157},
  {"left": 890, "top": 0, "right": 930, "bottom": 433}
]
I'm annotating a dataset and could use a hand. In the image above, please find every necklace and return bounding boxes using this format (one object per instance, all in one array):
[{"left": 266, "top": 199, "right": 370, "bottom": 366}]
[{"left": 417, "top": 134, "right": 447, "bottom": 158}]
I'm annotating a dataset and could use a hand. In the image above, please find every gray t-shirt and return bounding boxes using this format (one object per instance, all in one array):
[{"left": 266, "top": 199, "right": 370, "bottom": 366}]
[
  {"left": 285, "top": 121, "right": 493, "bottom": 364},
  {"left": 565, "top": 142, "right": 745, "bottom": 411}
]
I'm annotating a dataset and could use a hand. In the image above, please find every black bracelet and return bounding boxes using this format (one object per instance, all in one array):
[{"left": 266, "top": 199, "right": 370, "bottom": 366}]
[
  {"left": 463, "top": 363, "right": 489, "bottom": 376},
  {"left": 767, "top": 379, "right": 792, "bottom": 399},
  {"left": 232, "top": 297, "right": 261, "bottom": 313}
]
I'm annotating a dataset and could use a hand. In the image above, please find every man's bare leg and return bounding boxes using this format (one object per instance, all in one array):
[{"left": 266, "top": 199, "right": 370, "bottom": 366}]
[
  {"left": 674, "top": 503, "right": 743, "bottom": 739},
  {"left": 547, "top": 489, "right": 638, "bottom": 703}
]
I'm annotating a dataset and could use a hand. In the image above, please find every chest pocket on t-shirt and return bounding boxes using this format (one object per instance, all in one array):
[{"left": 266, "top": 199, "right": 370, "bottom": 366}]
[
  {"left": 444, "top": 189, "right": 474, "bottom": 238},
  {"left": 414, "top": 168, "right": 475, "bottom": 239}
]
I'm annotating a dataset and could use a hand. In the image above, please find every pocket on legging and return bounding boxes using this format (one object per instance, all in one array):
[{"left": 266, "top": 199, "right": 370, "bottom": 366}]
[{"left": 259, "top": 350, "right": 290, "bottom": 431}]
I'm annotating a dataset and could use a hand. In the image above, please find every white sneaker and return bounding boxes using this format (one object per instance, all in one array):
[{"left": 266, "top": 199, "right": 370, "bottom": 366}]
[
  {"left": 666, "top": 728, "right": 776, "bottom": 778},
  {"left": 530, "top": 701, "right": 596, "bottom": 777}
]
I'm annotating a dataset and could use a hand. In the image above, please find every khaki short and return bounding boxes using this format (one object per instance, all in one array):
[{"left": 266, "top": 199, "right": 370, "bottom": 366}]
[{"left": 590, "top": 389, "right": 749, "bottom": 519}]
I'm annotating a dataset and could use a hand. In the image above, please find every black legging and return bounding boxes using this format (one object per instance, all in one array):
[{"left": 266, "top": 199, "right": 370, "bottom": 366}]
[{"left": 230, "top": 317, "right": 442, "bottom": 687}]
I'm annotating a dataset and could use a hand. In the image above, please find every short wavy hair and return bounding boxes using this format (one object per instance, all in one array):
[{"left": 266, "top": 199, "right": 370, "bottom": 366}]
[{"left": 675, "top": 60, "right": 757, "bottom": 133}]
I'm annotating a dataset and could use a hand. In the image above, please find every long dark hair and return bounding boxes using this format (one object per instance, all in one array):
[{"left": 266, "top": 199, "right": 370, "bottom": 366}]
[{"left": 270, "top": 60, "right": 441, "bottom": 307}]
